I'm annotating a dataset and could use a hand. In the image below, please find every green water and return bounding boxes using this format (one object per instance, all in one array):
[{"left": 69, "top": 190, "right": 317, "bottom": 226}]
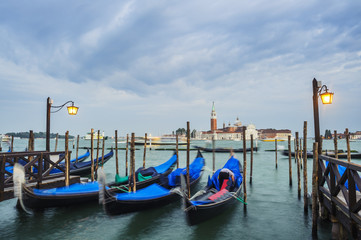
[{"left": 2, "top": 138, "right": 360, "bottom": 239}]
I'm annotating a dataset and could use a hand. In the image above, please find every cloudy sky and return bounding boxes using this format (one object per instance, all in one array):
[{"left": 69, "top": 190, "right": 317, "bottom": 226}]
[{"left": 0, "top": 0, "right": 360, "bottom": 137}]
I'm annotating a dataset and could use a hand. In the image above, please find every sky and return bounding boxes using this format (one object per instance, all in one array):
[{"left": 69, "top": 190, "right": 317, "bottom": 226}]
[{"left": 0, "top": 0, "right": 360, "bottom": 137}]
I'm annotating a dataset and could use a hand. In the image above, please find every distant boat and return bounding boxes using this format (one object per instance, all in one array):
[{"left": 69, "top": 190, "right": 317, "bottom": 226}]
[
  {"left": 194, "top": 146, "right": 258, "bottom": 153},
  {"left": 0, "top": 134, "right": 11, "bottom": 142},
  {"left": 83, "top": 131, "right": 107, "bottom": 140},
  {"left": 281, "top": 150, "right": 361, "bottom": 159},
  {"left": 261, "top": 139, "right": 286, "bottom": 142},
  {"left": 133, "top": 140, "right": 187, "bottom": 146}
]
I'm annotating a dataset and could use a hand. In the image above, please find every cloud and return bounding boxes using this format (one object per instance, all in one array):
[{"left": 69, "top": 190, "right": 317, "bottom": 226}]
[{"left": 0, "top": 0, "right": 360, "bottom": 136}]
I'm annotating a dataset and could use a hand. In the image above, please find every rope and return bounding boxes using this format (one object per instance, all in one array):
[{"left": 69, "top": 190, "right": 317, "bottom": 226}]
[
  {"left": 111, "top": 185, "right": 129, "bottom": 193},
  {"left": 231, "top": 193, "right": 247, "bottom": 205}
]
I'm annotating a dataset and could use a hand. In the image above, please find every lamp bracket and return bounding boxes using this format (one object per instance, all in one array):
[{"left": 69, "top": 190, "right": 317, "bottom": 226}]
[{"left": 51, "top": 101, "right": 75, "bottom": 113}]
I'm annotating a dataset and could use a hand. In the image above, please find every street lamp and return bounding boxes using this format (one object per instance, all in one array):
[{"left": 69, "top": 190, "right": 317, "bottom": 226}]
[
  {"left": 46, "top": 97, "right": 78, "bottom": 152},
  {"left": 312, "top": 78, "right": 334, "bottom": 154}
]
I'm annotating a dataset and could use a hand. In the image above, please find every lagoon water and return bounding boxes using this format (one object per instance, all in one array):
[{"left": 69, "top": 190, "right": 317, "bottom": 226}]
[{"left": 2, "top": 138, "right": 361, "bottom": 239}]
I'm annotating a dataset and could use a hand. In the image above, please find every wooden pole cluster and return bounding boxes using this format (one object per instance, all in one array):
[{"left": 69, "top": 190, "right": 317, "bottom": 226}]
[
  {"left": 186, "top": 121, "right": 191, "bottom": 198},
  {"left": 176, "top": 135, "right": 179, "bottom": 168},
  {"left": 54, "top": 133, "right": 59, "bottom": 152},
  {"left": 131, "top": 133, "right": 136, "bottom": 192},
  {"left": 143, "top": 133, "right": 147, "bottom": 168},
  {"left": 212, "top": 135, "right": 215, "bottom": 174},
  {"left": 275, "top": 138, "right": 278, "bottom": 169},
  {"left": 65, "top": 131, "right": 70, "bottom": 186},
  {"left": 288, "top": 135, "right": 292, "bottom": 186},
  {"left": 250, "top": 134, "right": 254, "bottom": 184},
  {"left": 296, "top": 132, "right": 301, "bottom": 199},
  {"left": 243, "top": 127, "right": 247, "bottom": 209},
  {"left": 345, "top": 128, "right": 351, "bottom": 162},
  {"left": 303, "top": 121, "right": 308, "bottom": 212},
  {"left": 334, "top": 130, "right": 338, "bottom": 159},
  {"left": 115, "top": 130, "right": 119, "bottom": 176},
  {"left": 125, "top": 134, "right": 129, "bottom": 176},
  {"left": 90, "top": 128, "right": 94, "bottom": 182},
  {"left": 312, "top": 142, "right": 319, "bottom": 237},
  {"left": 76, "top": 135, "right": 80, "bottom": 163}
]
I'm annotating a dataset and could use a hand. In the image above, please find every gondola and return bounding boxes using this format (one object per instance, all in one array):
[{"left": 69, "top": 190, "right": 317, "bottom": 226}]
[
  {"left": 183, "top": 155, "right": 243, "bottom": 225},
  {"left": 103, "top": 151, "right": 205, "bottom": 215},
  {"left": 17, "top": 152, "right": 177, "bottom": 209},
  {"left": 194, "top": 146, "right": 257, "bottom": 153},
  {"left": 107, "top": 152, "right": 178, "bottom": 191},
  {"left": 5, "top": 150, "right": 91, "bottom": 177},
  {"left": 281, "top": 150, "right": 361, "bottom": 159},
  {"left": 43, "top": 149, "right": 113, "bottom": 176}
]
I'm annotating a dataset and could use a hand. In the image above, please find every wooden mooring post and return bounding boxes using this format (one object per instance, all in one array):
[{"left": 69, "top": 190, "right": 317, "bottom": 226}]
[
  {"left": 76, "top": 135, "right": 80, "bottom": 163},
  {"left": 90, "top": 128, "right": 94, "bottom": 182},
  {"left": 65, "top": 131, "right": 70, "bottom": 186},
  {"left": 250, "top": 134, "right": 254, "bottom": 184},
  {"left": 176, "top": 135, "right": 179, "bottom": 168},
  {"left": 243, "top": 127, "right": 247, "bottom": 210},
  {"left": 11, "top": 135, "right": 14, "bottom": 152},
  {"left": 131, "top": 133, "right": 136, "bottom": 192},
  {"left": 345, "top": 128, "right": 351, "bottom": 162},
  {"left": 334, "top": 130, "right": 338, "bottom": 159},
  {"left": 288, "top": 135, "right": 292, "bottom": 186},
  {"left": 115, "top": 130, "right": 119, "bottom": 176},
  {"left": 275, "top": 138, "right": 278, "bottom": 169},
  {"left": 186, "top": 121, "right": 191, "bottom": 199},
  {"left": 143, "top": 133, "right": 147, "bottom": 168},
  {"left": 96, "top": 130, "right": 100, "bottom": 171},
  {"left": 126, "top": 133, "right": 129, "bottom": 176},
  {"left": 311, "top": 142, "right": 318, "bottom": 237},
  {"left": 101, "top": 136, "right": 105, "bottom": 167},
  {"left": 212, "top": 135, "right": 215, "bottom": 174},
  {"left": 296, "top": 132, "right": 301, "bottom": 199},
  {"left": 303, "top": 121, "right": 308, "bottom": 212}
]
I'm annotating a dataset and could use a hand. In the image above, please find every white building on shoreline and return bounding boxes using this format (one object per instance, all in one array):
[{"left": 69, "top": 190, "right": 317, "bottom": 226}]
[{"left": 196, "top": 103, "right": 259, "bottom": 140}]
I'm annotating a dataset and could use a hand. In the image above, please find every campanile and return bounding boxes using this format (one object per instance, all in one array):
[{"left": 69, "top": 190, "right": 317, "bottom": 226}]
[{"left": 210, "top": 102, "right": 217, "bottom": 132}]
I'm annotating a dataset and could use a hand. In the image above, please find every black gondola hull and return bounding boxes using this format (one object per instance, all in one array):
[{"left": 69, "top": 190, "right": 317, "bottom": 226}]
[
  {"left": 21, "top": 185, "right": 98, "bottom": 209},
  {"left": 104, "top": 171, "right": 203, "bottom": 215},
  {"left": 184, "top": 187, "right": 242, "bottom": 226}
]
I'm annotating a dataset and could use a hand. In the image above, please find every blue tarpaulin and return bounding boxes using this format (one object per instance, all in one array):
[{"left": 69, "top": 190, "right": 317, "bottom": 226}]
[
  {"left": 33, "top": 182, "right": 100, "bottom": 196},
  {"left": 115, "top": 183, "right": 170, "bottom": 200}
]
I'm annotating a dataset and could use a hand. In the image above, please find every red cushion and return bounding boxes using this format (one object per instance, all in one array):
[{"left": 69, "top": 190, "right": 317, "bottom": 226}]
[
  {"left": 208, "top": 189, "right": 229, "bottom": 201},
  {"left": 220, "top": 179, "right": 229, "bottom": 190}
]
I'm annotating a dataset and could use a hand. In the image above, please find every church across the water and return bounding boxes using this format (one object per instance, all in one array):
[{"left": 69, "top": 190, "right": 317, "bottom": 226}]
[{"left": 196, "top": 102, "right": 259, "bottom": 140}]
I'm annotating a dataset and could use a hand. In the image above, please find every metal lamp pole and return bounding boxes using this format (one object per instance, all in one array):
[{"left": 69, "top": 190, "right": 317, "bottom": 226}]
[{"left": 46, "top": 97, "right": 52, "bottom": 152}]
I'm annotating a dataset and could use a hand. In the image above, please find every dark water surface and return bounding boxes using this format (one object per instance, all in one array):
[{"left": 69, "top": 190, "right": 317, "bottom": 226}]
[{"left": 2, "top": 138, "right": 360, "bottom": 239}]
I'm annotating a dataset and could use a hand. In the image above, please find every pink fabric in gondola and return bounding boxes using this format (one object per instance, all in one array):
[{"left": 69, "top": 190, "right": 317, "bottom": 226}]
[{"left": 208, "top": 189, "right": 229, "bottom": 201}]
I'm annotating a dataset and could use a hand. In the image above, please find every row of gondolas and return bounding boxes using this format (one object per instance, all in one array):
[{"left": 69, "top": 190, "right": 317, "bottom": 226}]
[{"left": 11, "top": 150, "right": 244, "bottom": 225}]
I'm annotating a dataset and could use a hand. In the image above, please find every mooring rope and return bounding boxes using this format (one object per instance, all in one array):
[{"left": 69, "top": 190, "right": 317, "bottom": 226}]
[
  {"left": 231, "top": 192, "right": 247, "bottom": 205},
  {"left": 110, "top": 185, "right": 129, "bottom": 193}
]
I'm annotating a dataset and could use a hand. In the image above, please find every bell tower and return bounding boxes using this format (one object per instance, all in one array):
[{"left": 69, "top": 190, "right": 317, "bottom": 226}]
[{"left": 210, "top": 102, "right": 217, "bottom": 132}]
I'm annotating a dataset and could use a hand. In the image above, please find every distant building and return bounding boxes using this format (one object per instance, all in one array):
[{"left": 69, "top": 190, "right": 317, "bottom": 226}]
[
  {"left": 196, "top": 103, "right": 259, "bottom": 140},
  {"left": 351, "top": 131, "right": 361, "bottom": 140},
  {"left": 258, "top": 128, "right": 292, "bottom": 140}
]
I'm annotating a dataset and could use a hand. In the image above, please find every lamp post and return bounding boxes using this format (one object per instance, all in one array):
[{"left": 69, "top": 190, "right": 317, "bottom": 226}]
[
  {"left": 312, "top": 78, "right": 334, "bottom": 154},
  {"left": 46, "top": 97, "right": 78, "bottom": 152}
]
